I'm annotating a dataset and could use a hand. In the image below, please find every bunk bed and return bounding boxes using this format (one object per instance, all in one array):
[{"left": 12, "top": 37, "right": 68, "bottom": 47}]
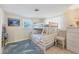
[{"left": 31, "top": 23, "right": 58, "bottom": 53}]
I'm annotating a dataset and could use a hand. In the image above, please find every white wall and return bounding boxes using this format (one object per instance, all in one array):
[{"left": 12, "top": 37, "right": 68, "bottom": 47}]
[
  {"left": 5, "top": 13, "right": 30, "bottom": 43},
  {"left": 30, "top": 17, "right": 45, "bottom": 24},
  {"left": 64, "top": 9, "right": 79, "bottom": 28}
]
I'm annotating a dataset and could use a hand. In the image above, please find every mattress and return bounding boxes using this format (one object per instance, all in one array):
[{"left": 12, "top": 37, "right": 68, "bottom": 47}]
[{"left": 32, "top": 34, "right": 43, "bottom": 42}]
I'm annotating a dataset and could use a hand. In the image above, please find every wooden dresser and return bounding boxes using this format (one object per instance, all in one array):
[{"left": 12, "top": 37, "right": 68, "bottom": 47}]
[{"left": 67, "top": 28, "right": 79, "bottom": 53}]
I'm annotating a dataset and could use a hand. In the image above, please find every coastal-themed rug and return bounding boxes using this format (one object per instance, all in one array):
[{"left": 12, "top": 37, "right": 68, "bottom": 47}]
[{"left": 3, "top": 39, "right": 44, "bottom": 54}]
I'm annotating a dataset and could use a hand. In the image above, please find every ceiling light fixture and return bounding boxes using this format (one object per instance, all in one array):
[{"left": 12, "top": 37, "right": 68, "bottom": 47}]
[{"left": 34, "top": 9, "right": 39, "bottom": 12}]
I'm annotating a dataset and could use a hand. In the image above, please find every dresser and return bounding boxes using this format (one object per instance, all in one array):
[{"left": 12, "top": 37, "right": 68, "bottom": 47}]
[{"left": 67, "top": 28, "right": 79, "bottom": 53}]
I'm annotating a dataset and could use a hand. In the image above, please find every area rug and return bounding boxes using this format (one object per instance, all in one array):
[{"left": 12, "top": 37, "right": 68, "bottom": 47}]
[{"left": 3, "top": 39, "right": 44, "bottom": 54}]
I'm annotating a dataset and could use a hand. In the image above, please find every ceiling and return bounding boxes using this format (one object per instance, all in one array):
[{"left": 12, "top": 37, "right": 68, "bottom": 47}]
[{"left": 0, "top": 4, "right": 72, "bottom": 17}]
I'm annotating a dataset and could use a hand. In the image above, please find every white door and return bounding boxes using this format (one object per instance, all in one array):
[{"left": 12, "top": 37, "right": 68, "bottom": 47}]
[
  {"left": 0, "top": 8, "right": 4, "bottom": 53},
  {"left": 0, "top": 15, "right": 2, "bottom": 54}
]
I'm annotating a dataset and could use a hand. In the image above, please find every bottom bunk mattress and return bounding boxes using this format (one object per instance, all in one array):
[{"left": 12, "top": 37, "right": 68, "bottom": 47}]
[
  {"left": 32, "top": 34, "right": 43, "bottom": 42},
  {"left": 31, "top": 34, "right": 55, "bottom": 49}
]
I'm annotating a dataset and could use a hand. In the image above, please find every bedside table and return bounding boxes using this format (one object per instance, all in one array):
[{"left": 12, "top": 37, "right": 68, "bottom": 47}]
[{"left": 55, "top": 36, "right": 65, "bottom": 49}]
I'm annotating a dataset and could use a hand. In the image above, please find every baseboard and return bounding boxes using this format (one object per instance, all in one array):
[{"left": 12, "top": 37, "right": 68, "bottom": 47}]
[{"left": 7, "top": 39, "right": 29, "bottom": 44}]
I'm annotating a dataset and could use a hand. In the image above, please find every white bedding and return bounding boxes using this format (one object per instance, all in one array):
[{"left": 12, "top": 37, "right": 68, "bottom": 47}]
[
  {"left": 32, "top": 34, "right": 43, "bottom": 42},
  {"left": 31, "top": 33, "right": 57, "bottom": 53}
]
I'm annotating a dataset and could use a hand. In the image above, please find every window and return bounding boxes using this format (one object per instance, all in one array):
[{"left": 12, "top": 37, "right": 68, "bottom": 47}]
[{"left": 45, "top": 14, "right": 64, "bottom": 29}]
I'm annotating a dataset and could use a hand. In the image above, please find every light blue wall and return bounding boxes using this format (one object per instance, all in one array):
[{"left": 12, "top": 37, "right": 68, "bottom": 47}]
[{"left": 23, "top": 19, "right": 33, "bottom": 33}]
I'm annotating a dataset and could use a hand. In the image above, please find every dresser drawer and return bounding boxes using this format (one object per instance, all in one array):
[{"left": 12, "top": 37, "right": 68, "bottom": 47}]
[
  {"left": 68, "top": 29, "right": 79, "bottom": 33},
  {"left": 67, "top": 34, "right": 79, "bottom": 41},
  {"left": 67, "top": 37, "right": 79, "bottom": 43},
  {"left": 67, "top": 44, "right": 79, "bottom": 53},
  {"left": 67, "top": 41, "right": 79, "bottom": 48}
]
